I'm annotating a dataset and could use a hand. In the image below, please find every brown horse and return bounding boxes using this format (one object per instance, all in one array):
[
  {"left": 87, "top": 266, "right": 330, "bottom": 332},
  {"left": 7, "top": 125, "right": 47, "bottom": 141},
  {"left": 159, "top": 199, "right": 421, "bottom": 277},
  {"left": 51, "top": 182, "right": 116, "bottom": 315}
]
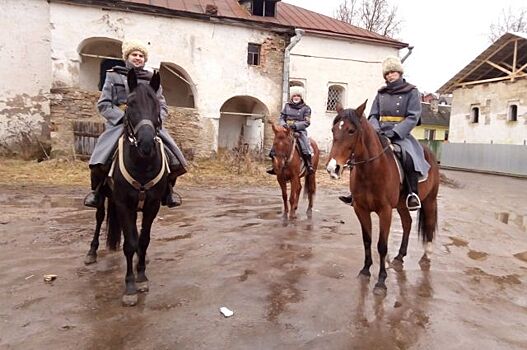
[
  {"left": 326, "top": 101, "right": 439, "bottom": 295},
  {"left": 271, "top": 124, "right": 320, "bottom": 219}
]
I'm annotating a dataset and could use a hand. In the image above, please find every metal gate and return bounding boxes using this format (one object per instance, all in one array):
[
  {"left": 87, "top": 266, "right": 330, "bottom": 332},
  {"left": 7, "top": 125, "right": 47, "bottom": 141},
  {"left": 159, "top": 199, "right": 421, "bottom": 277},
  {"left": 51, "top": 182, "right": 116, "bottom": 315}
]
[{"left": 72, "top": 121, "right": 105, "bottom": 158}]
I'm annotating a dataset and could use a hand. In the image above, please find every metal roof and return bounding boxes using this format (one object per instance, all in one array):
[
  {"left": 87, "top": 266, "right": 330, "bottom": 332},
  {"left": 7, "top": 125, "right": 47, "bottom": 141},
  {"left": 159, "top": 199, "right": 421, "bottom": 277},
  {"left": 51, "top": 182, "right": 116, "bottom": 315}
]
[
  {"left": 108, "top": 0, "right": 407, "bottom": 48},
  {"left": 438, "top": 32, "right": 527, "bottom": 94}
]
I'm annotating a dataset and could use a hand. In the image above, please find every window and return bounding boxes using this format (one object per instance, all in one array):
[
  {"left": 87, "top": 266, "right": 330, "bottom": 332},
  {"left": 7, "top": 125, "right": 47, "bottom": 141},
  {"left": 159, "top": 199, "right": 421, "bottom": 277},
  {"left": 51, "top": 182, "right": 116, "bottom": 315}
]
[
  {"left": 327, "top": 85, "right": 345, "bottom": 112},
  {"left": 289, "top": 80, "right": 304, "bottom": 88},
  {"left": 424, "top": 129, "right": 436, "bottom": 141},
  {"left": 508, "top": 104, "right": 518, "bottom": 122},
  {"left": 444, "top": 130, "right": 449, "bottom": 141},
  {"left": 247, "top": 43, "right": 261, "bottom": 66},
  {"left": 470, "top": 106, "right": 479, "bottom": 123}
]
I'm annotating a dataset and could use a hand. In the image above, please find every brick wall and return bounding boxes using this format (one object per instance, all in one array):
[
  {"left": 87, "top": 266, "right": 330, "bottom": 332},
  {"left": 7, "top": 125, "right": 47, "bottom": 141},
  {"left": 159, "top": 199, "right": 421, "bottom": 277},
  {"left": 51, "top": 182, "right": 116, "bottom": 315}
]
[{"left": 49, "top": 88, "right": 214, "bottom": 159}]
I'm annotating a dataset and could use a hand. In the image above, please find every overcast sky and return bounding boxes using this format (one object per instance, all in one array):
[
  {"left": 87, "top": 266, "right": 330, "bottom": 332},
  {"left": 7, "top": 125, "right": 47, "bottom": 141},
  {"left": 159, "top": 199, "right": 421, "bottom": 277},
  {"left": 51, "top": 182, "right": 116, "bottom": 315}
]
[{"left": 283, "top": 0, "right": 526, "bottom": 93}]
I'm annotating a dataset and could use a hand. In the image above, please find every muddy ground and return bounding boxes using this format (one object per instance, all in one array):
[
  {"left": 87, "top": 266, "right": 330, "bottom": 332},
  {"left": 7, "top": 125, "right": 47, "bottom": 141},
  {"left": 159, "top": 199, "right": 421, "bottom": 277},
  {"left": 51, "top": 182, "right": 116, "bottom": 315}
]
[{"left": 0, "top": 170, "right": 526, "bottom": 350}]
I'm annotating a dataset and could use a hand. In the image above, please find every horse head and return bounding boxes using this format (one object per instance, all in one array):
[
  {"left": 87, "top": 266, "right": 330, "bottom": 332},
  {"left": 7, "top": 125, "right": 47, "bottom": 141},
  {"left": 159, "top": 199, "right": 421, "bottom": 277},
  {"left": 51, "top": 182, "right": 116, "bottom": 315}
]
[
  {"left": 326, "top": 100, "right": 367, "bottom": 179},
  {"left": 125, "top": 69, "right": 162, "bottom": 159},
  {"left": 271, "top": 123, "right": 295, "bottom": 173}
]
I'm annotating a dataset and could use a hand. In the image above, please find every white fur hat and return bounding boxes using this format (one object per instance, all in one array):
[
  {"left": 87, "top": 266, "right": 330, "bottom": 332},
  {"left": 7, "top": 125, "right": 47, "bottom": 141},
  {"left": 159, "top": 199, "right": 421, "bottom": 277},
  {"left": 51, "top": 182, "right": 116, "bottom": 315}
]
[
  {"left": 290, "top": 86, "right": 305, "bottom": 99},
  {"left": 122, "top": 39, "right": 149, "bottom": 62},
  {"left": 382, "top": 56, "right": 403, "bottom": 77}
]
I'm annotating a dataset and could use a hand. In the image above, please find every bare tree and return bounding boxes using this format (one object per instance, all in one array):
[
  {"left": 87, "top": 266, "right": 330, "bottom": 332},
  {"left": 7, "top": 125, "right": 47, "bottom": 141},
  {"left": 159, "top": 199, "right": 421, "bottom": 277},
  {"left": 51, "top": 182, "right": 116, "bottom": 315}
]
[
  {"left": 489, "top": 6, "right": 527, "bottom": 42},
  {"left": 334, "top": 0, "right": 402, "bottom": 38}
]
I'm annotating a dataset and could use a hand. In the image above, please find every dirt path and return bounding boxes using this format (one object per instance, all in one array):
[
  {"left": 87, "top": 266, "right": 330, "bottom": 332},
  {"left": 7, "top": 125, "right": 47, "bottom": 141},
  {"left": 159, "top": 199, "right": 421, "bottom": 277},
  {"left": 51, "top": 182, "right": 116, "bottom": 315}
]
[{"left": 0, "top": 170, "right": 526, "bottom": 349}]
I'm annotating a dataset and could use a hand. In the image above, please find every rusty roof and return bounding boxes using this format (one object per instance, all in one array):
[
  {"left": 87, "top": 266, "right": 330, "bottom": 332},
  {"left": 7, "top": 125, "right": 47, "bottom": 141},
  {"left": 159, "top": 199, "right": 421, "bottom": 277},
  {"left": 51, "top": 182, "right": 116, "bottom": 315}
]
[{"left": 95, "top": 0, "right": 406, "bottom": 48}]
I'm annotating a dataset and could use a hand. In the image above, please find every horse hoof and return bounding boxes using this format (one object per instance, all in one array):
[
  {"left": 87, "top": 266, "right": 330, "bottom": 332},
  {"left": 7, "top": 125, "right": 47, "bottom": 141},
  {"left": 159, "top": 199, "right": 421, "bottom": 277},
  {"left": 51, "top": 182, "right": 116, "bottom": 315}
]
[
  {"left": 122, "top": 293, "right": 138, "bottom": 307},
  {"left": 390, "top": 258, "right": 404, "bottom": 271},
  {"left": 358, "top": 270, "right": 371, "bottom": 279},
  {"left": 136, "top": 281, "right": 149, "bottom": 293},
  {"left": 84, "top": 254, "right": 97, "bottom": 265},
  {"left": 373, "top": 283, "right": 387, "bottom": 296}
]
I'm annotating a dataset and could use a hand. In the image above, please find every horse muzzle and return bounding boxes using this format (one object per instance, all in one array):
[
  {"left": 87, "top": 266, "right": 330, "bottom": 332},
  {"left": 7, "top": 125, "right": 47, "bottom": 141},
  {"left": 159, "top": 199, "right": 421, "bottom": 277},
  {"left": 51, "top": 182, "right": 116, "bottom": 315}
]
[{"left": 326, "top": 158, "right": 342, "bottom": 180}]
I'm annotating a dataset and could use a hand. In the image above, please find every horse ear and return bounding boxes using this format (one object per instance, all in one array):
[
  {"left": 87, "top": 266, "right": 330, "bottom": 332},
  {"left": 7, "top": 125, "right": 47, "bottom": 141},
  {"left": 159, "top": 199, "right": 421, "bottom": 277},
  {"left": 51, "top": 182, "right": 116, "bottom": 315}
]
[
  {"left": 127, "top": 69, "right": 138, "bottom": 93},
  {"left": 355, "top": 99, "right": 368, "bottom": 118},
  {"left": 150, "top": 71, "right": 161, "bottom": 93},
  {"left": 336, "top": 103, "right": 344, "bottom": 113}
]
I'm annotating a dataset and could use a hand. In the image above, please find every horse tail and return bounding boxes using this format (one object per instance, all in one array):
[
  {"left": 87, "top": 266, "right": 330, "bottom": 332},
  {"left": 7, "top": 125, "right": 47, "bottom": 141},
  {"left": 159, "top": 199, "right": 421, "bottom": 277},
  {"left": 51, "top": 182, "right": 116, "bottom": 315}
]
[{"left": 106, "top": 199, "right": 121, "bottom": 251}]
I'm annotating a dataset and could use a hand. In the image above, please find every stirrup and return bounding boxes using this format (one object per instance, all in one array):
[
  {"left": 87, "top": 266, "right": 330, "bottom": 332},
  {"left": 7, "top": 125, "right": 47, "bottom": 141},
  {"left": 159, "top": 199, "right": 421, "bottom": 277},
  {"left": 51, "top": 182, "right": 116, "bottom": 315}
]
[{"left": 406, "top": 193, "right": 421, "bottom": 211}]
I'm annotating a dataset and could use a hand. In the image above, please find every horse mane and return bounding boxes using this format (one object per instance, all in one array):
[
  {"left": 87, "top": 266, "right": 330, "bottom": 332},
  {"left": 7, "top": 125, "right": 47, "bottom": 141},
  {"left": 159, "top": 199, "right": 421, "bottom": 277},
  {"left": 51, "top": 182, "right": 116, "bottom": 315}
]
[{"left": 333, "top": 108, "right": 391, "bottom": 148}]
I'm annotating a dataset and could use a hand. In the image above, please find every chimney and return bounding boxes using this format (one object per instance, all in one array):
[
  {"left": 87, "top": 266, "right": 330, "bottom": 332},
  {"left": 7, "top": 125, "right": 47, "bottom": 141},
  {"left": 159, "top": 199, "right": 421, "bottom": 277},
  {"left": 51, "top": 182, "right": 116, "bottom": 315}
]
[{"left": 239, "top": 0, "right": 280, "bottom": 17}]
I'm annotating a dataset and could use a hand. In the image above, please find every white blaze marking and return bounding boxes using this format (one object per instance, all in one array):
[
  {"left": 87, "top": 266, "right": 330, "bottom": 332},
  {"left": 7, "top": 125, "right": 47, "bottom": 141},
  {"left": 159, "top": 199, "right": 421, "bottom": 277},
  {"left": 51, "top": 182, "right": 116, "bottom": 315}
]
[
  {"left": 339, "top": 121, "right": 344, "bottom": 130},
  {"left": 327, "top": 158, "right": 340, "bottom": 180}
]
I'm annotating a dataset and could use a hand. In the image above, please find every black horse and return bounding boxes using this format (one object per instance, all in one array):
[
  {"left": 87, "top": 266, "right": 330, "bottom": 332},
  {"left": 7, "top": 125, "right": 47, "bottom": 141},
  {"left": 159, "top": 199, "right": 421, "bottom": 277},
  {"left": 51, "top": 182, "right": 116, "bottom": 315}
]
[{"left": 84, "top": 69, "right": 168, "bottom": 306}]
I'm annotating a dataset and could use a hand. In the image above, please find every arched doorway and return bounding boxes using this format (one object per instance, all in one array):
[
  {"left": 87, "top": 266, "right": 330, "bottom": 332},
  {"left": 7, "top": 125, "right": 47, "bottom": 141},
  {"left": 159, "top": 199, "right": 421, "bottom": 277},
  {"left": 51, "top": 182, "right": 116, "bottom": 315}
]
[
  {"left": 219, "top": 96, "right": 269, "bottom": 151},
  {"left": 159, "top": 63, "right": 196, "bottom": 108},
  {"left": 78, "top": 37, "right": 124, "bottom": 91}
]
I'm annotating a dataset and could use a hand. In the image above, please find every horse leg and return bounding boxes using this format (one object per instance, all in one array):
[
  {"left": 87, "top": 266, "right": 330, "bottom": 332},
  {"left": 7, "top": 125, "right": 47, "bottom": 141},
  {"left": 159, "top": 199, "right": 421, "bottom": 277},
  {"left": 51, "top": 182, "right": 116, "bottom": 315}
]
[
  {"left": 84, "top": 202, "right": 105, "bottom": 265},
  {"left": 393, "top": 205, "right": 412, "bottom": 268},
  {"left": 121, "top": 211, "right": 139, "bottom": 306},
  {"left": 289, "top": 177, "right": 301, "bottom": 220},
  {"left": 374, "top": 208, "right": 392, "bottom": 296},
  {"left": 419, "top": 195, "right": 438, "bottom": 268},
  {"left": 279, "top": 179, "right": 288, "bottom": 218},
  {"left": 306, "top": 173, "right": 315, "bottom": 217},
  {"left": 354, "top": 207, "right": 373, "bottom": 278},
  {"left": 136, "top": 204, "right": 160, "bottom": 293}
]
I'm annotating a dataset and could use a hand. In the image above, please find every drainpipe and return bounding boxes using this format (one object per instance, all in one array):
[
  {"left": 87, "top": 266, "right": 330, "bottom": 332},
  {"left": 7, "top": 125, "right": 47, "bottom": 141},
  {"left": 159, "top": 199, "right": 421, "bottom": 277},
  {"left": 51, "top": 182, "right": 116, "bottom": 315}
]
[
  {"left": 282, "top": 29, "right": 305, "bottom": 106},
  {"left": 401, "top": 45, "right": 414, "bottom": 63}
]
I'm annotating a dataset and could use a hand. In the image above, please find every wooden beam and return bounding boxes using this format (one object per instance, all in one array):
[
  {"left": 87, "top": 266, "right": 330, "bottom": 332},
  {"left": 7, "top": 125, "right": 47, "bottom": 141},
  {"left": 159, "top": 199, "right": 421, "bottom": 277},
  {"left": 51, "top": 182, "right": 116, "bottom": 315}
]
[
  {"left": 485, "top": 60, "right": 512, "bottom": 75},
  {"left": 516, "top": 61, "right": 527, "bottom": 74},
  {"left": 456, "top": 73, "right": 527, "bottom": 88},
  {"left": 512, "top": 40, "right": 518, "bottom": 82},
  {"left": 451, "top": 39, "right": 515, "bottom": 86}
]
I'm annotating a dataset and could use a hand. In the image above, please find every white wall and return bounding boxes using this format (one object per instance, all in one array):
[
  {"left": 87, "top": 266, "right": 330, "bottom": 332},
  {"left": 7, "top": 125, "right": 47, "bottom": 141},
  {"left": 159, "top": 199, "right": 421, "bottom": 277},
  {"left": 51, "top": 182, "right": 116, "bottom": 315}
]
[
  {"left": 0, "top": 0, "right": 51, "bottom": 152},
  {"left": 450, "top": 79, "right": 527, "bottom": 145},
  {"left": 49, "top": 2, "right": 285, "bottom": 152},
  {"left": 290, "top": 34, "right": 399, "bottom": 152}
]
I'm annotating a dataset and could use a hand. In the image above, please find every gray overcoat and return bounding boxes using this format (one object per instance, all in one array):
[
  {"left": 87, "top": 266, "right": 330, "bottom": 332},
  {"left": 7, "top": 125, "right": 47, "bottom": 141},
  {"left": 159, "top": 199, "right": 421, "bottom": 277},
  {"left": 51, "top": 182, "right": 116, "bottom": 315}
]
[
  {"left": 89, "top": 67, "right": 187, "bottom": 169},
  {"left": 368, "top": 80, "right": 430, "bottom": 176},
  {"left": 279, "top": 102, "right": 312, "bottom": 155}
]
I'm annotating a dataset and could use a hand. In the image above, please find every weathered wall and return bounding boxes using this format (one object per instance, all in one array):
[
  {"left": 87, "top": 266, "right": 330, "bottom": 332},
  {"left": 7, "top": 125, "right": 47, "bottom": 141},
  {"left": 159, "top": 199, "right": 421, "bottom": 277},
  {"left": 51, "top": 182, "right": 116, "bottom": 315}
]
[
  {"left": 450, "top": 78, "right": 527, "bottom": 145},
  {"left": 290, "top": 35, "right": 398, "bottom": 152},
  {"left": 0, "top": 0, "right": 52, "bottom": 158},
  {"left": 49, "top": 2, "right": 286, "bottom": 154},
  {"left": 49, "top": 88, "right": 101, "bottom": 157}
]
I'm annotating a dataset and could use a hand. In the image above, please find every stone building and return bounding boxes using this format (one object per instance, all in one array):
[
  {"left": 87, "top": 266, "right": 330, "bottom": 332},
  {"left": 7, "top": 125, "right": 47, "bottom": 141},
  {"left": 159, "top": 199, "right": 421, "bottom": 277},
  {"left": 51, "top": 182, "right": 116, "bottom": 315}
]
[
  {"left": 437, "top": 32, "right": 527, "bottom": 175},
  {"left": 1, "top": 0, "right": 406, "bottom": 159}
]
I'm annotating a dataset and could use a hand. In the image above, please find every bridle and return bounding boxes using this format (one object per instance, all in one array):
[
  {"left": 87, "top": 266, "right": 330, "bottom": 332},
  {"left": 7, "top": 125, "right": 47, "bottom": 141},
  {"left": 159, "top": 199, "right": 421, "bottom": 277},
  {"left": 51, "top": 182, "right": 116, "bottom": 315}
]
[
  {"left": 124, "top": 112, "right": 160, "bottom": 147},
  {"left": 274, "top": 132, "right": 297, "bottom": 170},
  {"left": 338, "top": 115, "right": 391, "bottom": 167}
]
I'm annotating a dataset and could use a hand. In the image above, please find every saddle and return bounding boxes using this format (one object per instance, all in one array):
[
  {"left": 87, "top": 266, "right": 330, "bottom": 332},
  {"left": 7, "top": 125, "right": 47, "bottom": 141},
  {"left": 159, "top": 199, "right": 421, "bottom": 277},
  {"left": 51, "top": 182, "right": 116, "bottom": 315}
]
[{"left": 389, "top": 143, "right": 428, "bottom": 184}]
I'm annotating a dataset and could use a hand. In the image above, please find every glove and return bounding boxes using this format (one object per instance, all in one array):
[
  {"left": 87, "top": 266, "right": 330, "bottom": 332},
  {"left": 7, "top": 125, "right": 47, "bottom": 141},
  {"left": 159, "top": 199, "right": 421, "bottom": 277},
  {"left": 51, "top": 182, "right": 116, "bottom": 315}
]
[
  {"left": 382, "top": 129, "right": 397, "bottom": 140},
  {"left": 290, "top": 123, "right": 297, "bottom": 130}
]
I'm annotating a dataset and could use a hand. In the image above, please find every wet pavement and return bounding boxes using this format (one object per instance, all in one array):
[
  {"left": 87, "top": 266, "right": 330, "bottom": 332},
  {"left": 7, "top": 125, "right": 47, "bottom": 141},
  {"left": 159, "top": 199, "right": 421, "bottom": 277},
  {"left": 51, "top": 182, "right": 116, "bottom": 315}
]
[{"left": 0, "top": 170, "right": 526, "bottom": 349}]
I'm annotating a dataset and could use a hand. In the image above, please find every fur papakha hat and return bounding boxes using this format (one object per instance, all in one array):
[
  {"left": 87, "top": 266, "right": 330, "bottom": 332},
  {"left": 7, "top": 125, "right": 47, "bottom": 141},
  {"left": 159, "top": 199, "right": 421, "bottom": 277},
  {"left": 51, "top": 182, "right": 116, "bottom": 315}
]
[
  {"left": 122, "top": 39, "right": 149, "bottom": 61},
  {"left": 382, "top": 56, "right": 403, "bottom": 77},
  {"left": 290, "top": 86, "right": 305, "bottom": 99}
]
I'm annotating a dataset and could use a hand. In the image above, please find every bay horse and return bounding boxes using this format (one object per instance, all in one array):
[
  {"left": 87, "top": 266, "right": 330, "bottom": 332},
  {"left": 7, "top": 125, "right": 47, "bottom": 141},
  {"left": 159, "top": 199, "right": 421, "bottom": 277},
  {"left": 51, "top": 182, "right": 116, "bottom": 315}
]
[
  {"left": 271, "top": 124, "right": 320, "bottom": 219},
  {"left": 326, "top": 101, "right": 439, "bottom": 295},
  {"left": 84, "top": 69, "right": 168, "bottom": 306}
]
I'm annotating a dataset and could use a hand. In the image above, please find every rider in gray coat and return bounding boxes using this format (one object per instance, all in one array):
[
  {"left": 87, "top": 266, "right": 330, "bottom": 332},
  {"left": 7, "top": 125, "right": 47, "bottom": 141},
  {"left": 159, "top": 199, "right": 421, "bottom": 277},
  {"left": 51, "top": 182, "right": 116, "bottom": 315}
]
[
  {"left": 339, "top": 56, "right": 430, "bottom": 210},
  {"left": 84, "top": 40, "right": 187, "bottom": 209},
  {"left": 267, "top": 86, "right": 314, "bottom": 174}
]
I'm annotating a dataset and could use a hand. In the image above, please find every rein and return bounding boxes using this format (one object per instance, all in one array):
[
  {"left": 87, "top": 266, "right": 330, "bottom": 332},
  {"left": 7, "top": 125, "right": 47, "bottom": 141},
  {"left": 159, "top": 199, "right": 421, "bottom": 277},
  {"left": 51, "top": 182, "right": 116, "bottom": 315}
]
[
  {"left": 110, "top": 135, "right": 169, "bottom": 211},
  {"left": 347, "top": 142, "right": 391, "bottom": 166}
]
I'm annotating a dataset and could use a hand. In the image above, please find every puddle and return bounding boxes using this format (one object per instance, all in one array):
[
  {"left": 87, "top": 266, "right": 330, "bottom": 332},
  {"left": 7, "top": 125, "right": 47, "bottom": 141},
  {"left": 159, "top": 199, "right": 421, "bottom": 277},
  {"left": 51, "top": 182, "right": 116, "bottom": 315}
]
[
  {"left": 513, "top": 251, "right": 527, "bottom": 263},
  {"left": 448, "top": 236, "right": 469, "bottom": 247},
  {"left": 468, "top": 250, "right": 488, "bottom": 261}
]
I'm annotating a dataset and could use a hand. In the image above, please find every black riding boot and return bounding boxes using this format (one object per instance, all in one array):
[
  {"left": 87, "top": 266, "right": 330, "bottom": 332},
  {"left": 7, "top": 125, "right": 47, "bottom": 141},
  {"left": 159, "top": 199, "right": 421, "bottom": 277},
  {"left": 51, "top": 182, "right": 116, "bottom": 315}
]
[
  {"left": 266, "top": 148, "right": 276, "bottom": 175},
  {"left": 162, "top": 149, "right": 186, "bottom": 208},
  {"left": 162, "top": 171, "right": 182, "bottom": 208},
  {"left": 339, "top": 194, "right": 353, "bottom": 206},
  {"left": 403, "top": 152, "right": 421, "bottom": 211},
  {"left": 303, "top": 153, "right": 314, "bottom": 174},
  {"left": 84, "top": 165, "right": 107, "bottom": 208}
]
